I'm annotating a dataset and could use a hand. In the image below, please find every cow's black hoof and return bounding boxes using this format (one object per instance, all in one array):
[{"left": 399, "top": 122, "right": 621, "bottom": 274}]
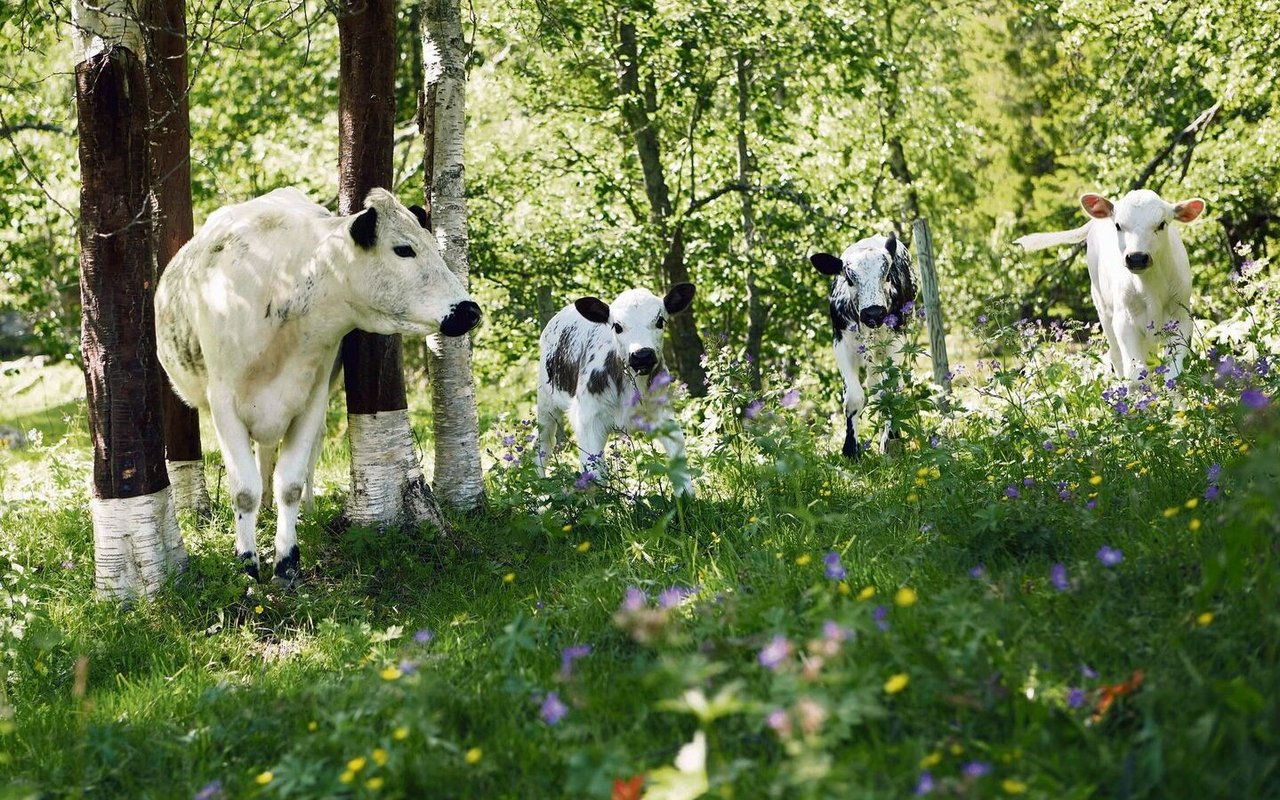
[
  {"left": 272, "top": 545, "right": 300, "bottom": 588},
  {"left": 238, "top": 552, "right": 261, "bottom": 582}
]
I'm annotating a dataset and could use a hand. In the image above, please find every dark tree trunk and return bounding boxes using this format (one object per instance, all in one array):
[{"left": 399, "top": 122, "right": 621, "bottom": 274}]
[
  {"left": 74, "top": 7, "right": 185, "bottom": 598},
  {"left": 736, "top": 52, "right": 765, "bottom": 391},
  {"left": 337, "top": 0, "right": 448, "bottom": 530},
  {"left": 614, "top": 18, "right": 708, "bottom": 395},
  {"left": 143, "top": 0, "right": 208, "bottom": 515}
]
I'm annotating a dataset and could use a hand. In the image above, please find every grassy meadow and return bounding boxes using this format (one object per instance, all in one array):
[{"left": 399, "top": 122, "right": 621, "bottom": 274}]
[{"left": 2, "top": 280, "right": 1279, "bottom": 799}]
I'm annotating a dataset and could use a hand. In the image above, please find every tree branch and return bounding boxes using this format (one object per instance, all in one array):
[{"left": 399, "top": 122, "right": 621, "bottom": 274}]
[{"left": 1130, "top": 101, "right": 1221, "bottom": 191}]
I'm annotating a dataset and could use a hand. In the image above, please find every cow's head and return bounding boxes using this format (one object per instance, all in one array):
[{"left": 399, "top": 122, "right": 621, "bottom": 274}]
[
  {"left": 573, "top": 284, "right": 695, "bottom": 376},
  {"left": 811, "top": 234, "right": 912, "bottom": 329},
  {"left": 341, "top": 188, "right": 480, "bottom": 337},
  {"left": 1081, "top": 190, "right": 1206, "bottom": 273}
]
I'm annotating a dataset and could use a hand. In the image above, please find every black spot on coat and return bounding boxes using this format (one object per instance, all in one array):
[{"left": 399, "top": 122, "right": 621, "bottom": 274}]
[
  {"left": 587, "top": 351, "right": 625, "bottom": 395},
  {"left": 546, "top": 328, "right": 580, "bottom": 393}
]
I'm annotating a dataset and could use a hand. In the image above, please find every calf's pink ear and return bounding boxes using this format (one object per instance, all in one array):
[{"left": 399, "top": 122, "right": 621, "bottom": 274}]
[
  {"left": 575, "top": 297, "right": 611, "bottom": 324},
  {"left": 1080, "top": 194, "right": 1114, "bottom": 219},
  {"left": 1173, "top": 198, "right": 1206, "bottom": 222},
  {"left": 810, "top": 253, "right": 842, "bottom": 275},
  {"left": 664, "top": 283, "right": 696, "bottom": 314}
]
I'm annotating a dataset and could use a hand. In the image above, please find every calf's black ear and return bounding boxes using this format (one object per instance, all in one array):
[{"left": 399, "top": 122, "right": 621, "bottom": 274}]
[
  {"left": 810, "top": 253, "right": 842, "bottom": 275},
  {"left": 664, "top": 282, "right": 696, "bottom": 314},
  {"left": 885, "top": 232, "right": 898, "bottom": 258},
  {"left": 575, "top": 297, "right": 612, "bottom": 324},
  {"left": 408, "top": 204, "right": 430, "bottom": 229},
  {"left": 350, "top": 207, "right": 379, "bottom": 250}
]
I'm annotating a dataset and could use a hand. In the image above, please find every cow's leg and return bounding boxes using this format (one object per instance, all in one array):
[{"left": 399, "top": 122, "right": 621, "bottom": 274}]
[
  {"left": 271, "top": 382, "right": 329, "bottom": 586},
  {"left": 653, "top": 416, "right": 694, "bottom": 497},
  {"left": 569, "top": 399, "right": 609, "bottom": 479},
  {"left": 535, "top": 387, "right": 561, "bottom": 478},
  {"left": 833, "top": 336, "right": 865, "bottom": 459},
  {"left": 256, "top": 440, "right": 277, "bottom": 511},
  {"left": 1114, "top": 314, "right": 1148, "bottom": 381},
  {"left": 301, "top": 428, "right": 324, "bottom": 515},
  {"left": 207, "top": 388, "right": 262, "bottom": 580}
]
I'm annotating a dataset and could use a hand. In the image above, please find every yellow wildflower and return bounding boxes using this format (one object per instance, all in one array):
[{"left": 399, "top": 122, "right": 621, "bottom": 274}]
[
  {"left": 1002, "top": 778, "right": 1028, "bottom": 794},
  {"left": 380, "top": 665, "right": 402, "bottom": 681},
  {"left": 503, "top": 572, "right": 516, "bottom": 584},
  {"left": 307, "top": 721, "right": 318, "bottom": 732},
  {"left": 795, "top": 554, "right": 812, "bottom": 566},
  {"left": 465, "top": 747, "right": 483, "bottom": 765},
  {"left": 1089, "top": 474, "right": 1103, "bottom": 486},
  {"left": 339, "top": 770, "right": 355, "bottom": 784},
  {"left": 348, "top": 757, "right": 367, "bottom": 772},
  {"left": 857, "top": 586, "right": 876, "bottom": 601},
  {"left": 837, "top": 582, "right": 851, "bottom": 595},
  {"left": 1189, "top": 518, "right": 1202, "bottom": 532},
  {"left": 916, "top": 467, "right": 930, "bottom": 478},
  {"left": 254, "top": 605, "right": 264, "bottom": 615},
  {"left": 919, "top": 752, "right": 942, "bottom": 768},
  {"left": 950, "top": 743, "right": 964, "bottom": 756},
  {"left": 1163, "top": 507, "right": 1179, "bottom": 518},
  {"left": 366, "top": 777, "right": 384, "bottom": 790},
  {"left": 393, "top": 726, "right": 409, "bottom": 741},
  {"left": 906, "top": 492, "right": 919, "bottom": 503},
  {"left": 255, "top": 772, "right": 274, "bottom": 785},
  {"left": 894, "top": 587, "right": 918, "bottom": 607},
  {"left": 561, "top": 523, "right": 573, "bottom": 533},
  {"left": 1185, "top": 498, "right": 1199, "bottom": 510},
  {"left": 576, "top": 541, "right": 591, "bottom": 553},
  {"left": 1197, "top": 612, "right": 1213, "bottom": 626},
  {"left": 884, "top": 673, "right": 909, "bottom": 694},
  {"left": 372, "top": 748, "right": 388, "bottom": 766}
]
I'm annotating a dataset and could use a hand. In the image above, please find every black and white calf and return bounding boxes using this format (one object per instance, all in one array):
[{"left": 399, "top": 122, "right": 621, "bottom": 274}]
[
  {"left": 535, "top": 284, "right": 696, "bottom": 496},
  {"left": 810, "top": 233, "right": 918, "bottom": 458}
]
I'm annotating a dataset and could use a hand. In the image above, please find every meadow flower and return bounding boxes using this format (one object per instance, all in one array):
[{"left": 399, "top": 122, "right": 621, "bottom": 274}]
[
  {"left": 194, "top": 780, "right": 223, "bottom": 800},
  {"left": 969, "top": 564, "right": 985, "bottom": 579},
  {"left": 1050, "top": 563, "right": 1069, "bottom": 591},
  {"left": 795, "top": 696, "right": 827, "bottom": 735},
  {"left": 393, "top": 726, "right": 409, "bottom": 741},
  {"left": 977, "top": 314, "right": 988, "bottom": 324},
  {"left": 540, "top": 691, "right": 568, "bottom": 725},
  {"left": 823, "top": 551, "right": 847, "bottom": 580},
  {"left": 650, "top": 370, "right": 674, "bottom": 389},
  {"left": 963, "top": 761, "right": 992, "bottom": 778},
  {"left": 560, "top": 644, "right": 592, "bottom": 678},
  {"left": 1066, "top": 688, "right": 1085, "bottom": 708},
  {"left": 1096, "top": 546, "right": 1123, "bottom": 566},
  {"left": 379, "top": 665, "right": 402, "bottom": 681},
  {"left": 1241, "top": 388, "right": 1270, "bottom": 409},
  {"left": 365, "top": 777, "right": 384, "bottom": 791},
  {"left": 781, "top": 388, "right": 801, "bottom": 408},
  {"left": 502, "top": 434, "right": 516, "bottom": 446},
  {"left": 574, "top": 470, "right": 596, "bottom": 490},
  {"left": 339, "top": 770, "right": 355, "bottom": 784},
  {"left": 872, "top": 605, "right": 890, "bottom": 631},
  {"left": 766, "top": 707, "right": 791, "bottom": 739},
  {"left": 1206, "top": 463, "right": 1221, "bottom": 481},
  {"left": 822, "top": 620, "right": 851, "bottom": 642},
  {"left": 914, "top": 771, "right": 936, "bottom": 795},
  {"left": 894, "top": 587, "right": 918, "bottom": 607},
  {"left": 658, "top": 586, "right": 696, "bottom": 608},
  {"left": 621, "top": 586, "right": 648, "bottom": 611},
  {"left": 744, "top": 399, "right": 764, "bottom": 419},
  {"left": 1197, "top": 612, "right": 1213, "bottom": 626},
  {"left": 1001, "top": 778, "right": 1027, "bottom": 794},
  {"left": 857, "top": 585, "right": 876, "bottom": 601},
  {"left": 1081, "top": 664, "right": 1098, "bottom": 679},
  {"left": 576, "top": 541, "right": 592, "bottom": 553},
  {"left": 884, "top": 673, "right": 909, "bottom": 694},
  {"left": 348, "top": 757, "right": 367, "bottom": 772},
  {"left": 398, "top": 660, "right": 418, "bottom": 675},
  {"left": 372, "top": 749, "right": 388, "bottom": 766},
  {"left": 413, "top": 629, "right": 434, "bottom": 644},
  {"left": 759, "top": 635, "right": 792, "bottom": 669},
  {"left": 255, "top": 772, "right": 273, "bottom": 785},
  {"left": 1084, "top": 500, "right": 1097, "bottom": 511},
  {"left": 1004, "top": 484, "right": 1020, "bottom": 499},
  {"left": 1204, "top": 484, "right": 1220, "bottom": 501},
  {"left": 1042, "top": 439, "right": 1054, "bottom": 451},
  {"left": 464, "top": 748, "right": 482, "bottom": 764}
]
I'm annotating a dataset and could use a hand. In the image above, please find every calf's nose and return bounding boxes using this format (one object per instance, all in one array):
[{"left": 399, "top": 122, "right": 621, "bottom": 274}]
[
  {"left": 860, "top": 305, "right": 887, "bottom": 328},
  {"left": 440, "top": 300, "right": 481, "bottom": 337},
  {"left": 628, "top": 348, "right": 658, "bottom": 374},
  {"left": 1125, "top": 252, "right": 1152, "bottom": 271}
]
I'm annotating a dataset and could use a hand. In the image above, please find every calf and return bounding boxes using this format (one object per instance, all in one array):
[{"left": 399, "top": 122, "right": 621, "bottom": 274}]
[
  {"left": 535, "top": 284, "right": 696, "bottom": 496},
  {"left": 155, "top": 187, "right": 480, "bottom": 583},
  {"left": 1015, "top": 189, "right": 1205, "bottom": 380},
  {"left": 810, "top": 233, "right": 918, "bottom": 459}
]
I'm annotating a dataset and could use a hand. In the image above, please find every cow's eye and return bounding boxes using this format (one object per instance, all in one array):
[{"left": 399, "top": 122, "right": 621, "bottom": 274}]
[
  {"left": 613, "top": 323, "right": 623, "bottom": 334},
  {"left": 1114, "top": 223, "right": 1122, "bottom": 232},
  {"left": 393, "top": 245, "right": 416, "bottom": 258},
  {"left": 1156, "top": 221, "right": 1167, "bottom": 232},
  {"left": 655, "top": 318, "right": 665, "bottom": 329}
]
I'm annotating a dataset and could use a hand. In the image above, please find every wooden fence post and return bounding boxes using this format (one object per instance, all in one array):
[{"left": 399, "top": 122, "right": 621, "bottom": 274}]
[{"left": 912, "top": 218, "right": 951, "bottom": 405}]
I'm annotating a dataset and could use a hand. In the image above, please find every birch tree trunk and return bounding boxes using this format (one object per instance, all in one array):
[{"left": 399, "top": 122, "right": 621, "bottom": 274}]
[
  {"left": 421, "top": 0, "right": 485, "bottom": 510},
  {"left": 736, "top": 52, "right": 766, "bottom": 392},
  {"left": 142, "top": 0, "right": 209, "bottom": 516},
  {"left": 337, "top": 0, "right": 449, "bottom": 532},
  {"left": 72, "top": 0, "right": 185, "bottom": 599}
]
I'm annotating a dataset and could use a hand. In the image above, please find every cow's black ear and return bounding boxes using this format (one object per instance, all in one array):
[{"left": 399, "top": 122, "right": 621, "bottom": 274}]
[
  {"left": 810, "top": 253, "right": 842, "bottom": 275},
  {"left": 350, "top": 207, "right": 378, "bottom": 250},
  {"left": 663, "top": 282, "right": 696, "bottom": 314},
  {"left": 575, "top": 297, "right": 611, "bottom": 324},
  {"left": 885, "top": 232, "right": 898, "bottom": 258},
  {"left": 408, "top": 204, "right": 430, "bottom": 229}
]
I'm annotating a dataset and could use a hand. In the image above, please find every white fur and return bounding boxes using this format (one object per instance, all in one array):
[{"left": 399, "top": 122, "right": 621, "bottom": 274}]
[
  {"left": 154, "top": 187, "right": 473, "bottom": 579},
  {"left": 1016, "top": 189, "right": 1205, "bottom": 379},
  {"left": 535, "top": 289, "right": 693, "bottom": 496}
]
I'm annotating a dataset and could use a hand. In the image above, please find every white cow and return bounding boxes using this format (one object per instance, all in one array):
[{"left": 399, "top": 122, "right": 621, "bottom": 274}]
[
  {"left": 155, "top": 187, "right": 479, "bottom": 584},
  {"left": 1016, "top": 189, "right": 1205, "bottom": 380},
  {"left": 810, "top": 233, "right": 918, "bottom": 459},
  {"left": 535, "top": 284, "right": 695, "bottom": 496}
]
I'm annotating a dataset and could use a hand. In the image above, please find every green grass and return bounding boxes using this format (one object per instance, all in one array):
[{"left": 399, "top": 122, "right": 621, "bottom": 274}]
[{"left": 2, "top": 306, "right": 1279, "bottom": 799}]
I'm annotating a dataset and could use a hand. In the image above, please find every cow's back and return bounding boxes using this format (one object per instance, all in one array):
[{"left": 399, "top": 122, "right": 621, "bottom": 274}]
[{"left": 539, "top": 306, "right": 619, "bottom": 403}]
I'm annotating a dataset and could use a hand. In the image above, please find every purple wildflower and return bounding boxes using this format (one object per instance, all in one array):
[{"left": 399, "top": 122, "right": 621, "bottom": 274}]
[
  {"left": 657, "top": 586, "right": 696, "bottom": 609},
  {"left": 1204, "top": 484, "right": 1220, "bottom": 501},
  {"left": 780, "top": 388, "right": 801, "bottom": 408},
  {"left": 621, "top": 586, "right": 648, "bottom": 612},
  {"left": 1005, "top": 484, "right": 1020, "bottom": 499},
  {"left": 1081, "top": 664, "right": 1098, "bottom": 679},
  {"left": 1242, "top": 388, "right": 1270, "bottom": 409},
  {"left": 559, "top": 644, "right": 592, "bottom": 678},
  {"left": 765, "top": 707, "right": 789, "bottom": 735},
  {"left": 1206, "top": 463, "right": 1222, "bottom": 481},
  {"left": 1096, "top": 546, "right": 1123, "bottom": 566},
  {"left": 1023, "top": 477, "right": 1035, "bottom": 487},
  {"left": 1068, "top": 429, "right": 1078, "bottom": 439},
  {"left": 398, "top": 659, "right": 419, "bottom": 675},
  {"left": 413, "top": 629, "right": 434, "bottom": 645},
  {"left": 574, "top": 470, "right": 596, "bottom": 490},
  {"left": 822, "top": 620, "right": 851, "bottom": 642},
  {"left": 744, "top": 399, "right": 764, "bottom": 419},
  {"left": 540, "top": 691, "right": 568, "bottom": 725},
  {"left": 962, "top": 761, "right": 992, "bottom": 779},
  {"left": 915, "top": 772, "right": 936, "bottom": 795},
  {"left": 823, "top": 551, "right": 847, "bottom": 580},
  {"left": 901, "top": 300, "right": 916, "bottom": 316},
  {"left": 920, "top": 523, "right": 933, "bottom": 533},
  {"left": 929, "top": 435, "right": 941, "bottom": 447},
  {"left": 969, "top": 564, "right": 986, "bottom": 579},
  {"left": 195, "top": 780, "right": 224, "bottom": 800},
  {"left": 1050, "top": 563, "right": 1069, "bottom": 591},
  {"left": 759, "top": 635, "right": 792, "bottom": 670},
  {"left": 502, "top": 434, "right": 516, "bottom": 446},
  {"left": 650, "top": 370, "right": 674, "bottom": 389},
  {"left": 502, "top": 453, "right": 514, "bottom": 462},
  {"left": 977, "top": 314, "right": 988, "bottom": 324},
  {"left": 883, "top": 313, "right": 899, "bottom": 328},
  {"left": 1085, "top": 499, "right": 1098, "bottom": 511},
  {"left": 872, "top": 605, "right": 890, "bottom": 632},
  {"left": 61, "top": 559, "right": 76, "bottom": 570},
  {"left": 1043, "top": 440, "right": 1055, "bottom": 451},
  {"left": 1066, "top": 688, "right": 1086, "bottom": 708}
]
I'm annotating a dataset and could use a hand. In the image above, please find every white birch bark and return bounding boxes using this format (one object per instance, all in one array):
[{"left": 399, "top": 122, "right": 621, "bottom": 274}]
[
  {"left": 166, "top": 459, "right": 210, "bottom": 517},
  {"left": 422, "top": 0, "right": 485, "bottom": 510},
  {"left": 92, "top": 486, "right": 186, "bottom": 600},
  {"left": 346, "top": 410, "right": 447, "bottom": 530}
]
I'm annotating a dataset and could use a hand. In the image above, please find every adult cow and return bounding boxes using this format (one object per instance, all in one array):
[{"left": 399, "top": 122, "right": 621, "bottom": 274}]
[
  {"left": 1016, "top": 189, "right": 1205, "bottom": 380},
  {"left": 810, "top": 233, "right": 918, "bottom": 459},
  {"left": 155, "top": 187, "right": 479, "bottom": 584},
  {"left": 535, "top": 284, "right": 696, "bottom": 497}
]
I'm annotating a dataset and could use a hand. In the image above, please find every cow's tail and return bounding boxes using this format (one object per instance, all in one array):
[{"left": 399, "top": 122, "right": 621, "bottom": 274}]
[{"left": 1014, "top": 222, "right": 1091, "bottom": 253}]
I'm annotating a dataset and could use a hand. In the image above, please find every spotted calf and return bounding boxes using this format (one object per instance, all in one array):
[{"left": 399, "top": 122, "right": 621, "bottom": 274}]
[
  {"left": 535, "top": 284, "right": 696, "bottom": 496},
  {"left": 810, "top": 233, "right": 918, "bottom": 458}
]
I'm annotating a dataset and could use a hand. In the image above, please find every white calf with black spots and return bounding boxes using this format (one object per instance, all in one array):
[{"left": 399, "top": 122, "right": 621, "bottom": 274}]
[
  {"left": 810, "top": 233, "right": 919, "bottom": 459},
  {"left": 155, "top": 187, "right": 480, "bottom": 584},
  {"left": 1016, "top": 189, "right": 1205, "bottom": 380},
  {"left": 536, "top": 284, "right": 696, "bottom": 496}
]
